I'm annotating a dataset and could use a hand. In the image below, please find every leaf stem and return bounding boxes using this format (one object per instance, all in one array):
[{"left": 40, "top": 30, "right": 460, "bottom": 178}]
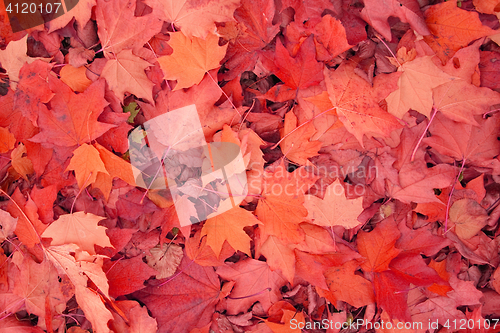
[
  {"left": 483, "top": 108, "right": 500, "bottom": 118},
  {"left": 206, "top": 71, "right": 242, "bottom": 117},
  {"left": 444, "top": 158, "right": 466, "bottom": 233},
  {"left": 411, "top": 107, "right": 437, "bottom": 162},
  {"left": 376, "top": 35, "right": 401, "bottom": 68}
]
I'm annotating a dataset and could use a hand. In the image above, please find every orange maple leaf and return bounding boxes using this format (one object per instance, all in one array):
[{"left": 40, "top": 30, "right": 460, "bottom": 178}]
[
  {"left": 259, "top": 235, "right": 296, "bottom": 284},
  {"left": 424, "top": 1, "right": 496, "bottom": 64},
  {"left": 324, "top": 260, "right": 375, "bottom": 308},
  {"left": 93, "top": 142, "right": 137, "bottom": 200},
  {"left": 255, "top": 162, "right": 318, "bottom": 244},
  {"left": 157, "top": 32, "right": 227, "bottom": 90},
  {"left": 386, "top": 56, "right": 454, "bottom": 119},
  {"left": 201, "top": 206, "right": 259, "bottom": 258},
  {"left": 279, "top": 110, "right": 321, "bottom": 166},
  {"left": 66, "top": 143, "right": 108, "bottom": 189},
  {"left": 45, "top": 244, "right": 113, "bottom": 333}
]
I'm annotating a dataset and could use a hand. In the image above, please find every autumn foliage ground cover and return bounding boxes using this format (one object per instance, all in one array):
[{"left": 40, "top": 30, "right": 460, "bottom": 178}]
[{"left": 1, "top": 0, "right": 500, "bottom": 332}]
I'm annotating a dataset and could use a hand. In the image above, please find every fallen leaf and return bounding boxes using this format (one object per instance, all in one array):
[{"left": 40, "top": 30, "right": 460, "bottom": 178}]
[
  {"left": 373, "top": 270, "right": 411, "bottom": 321},
  {"left": 60, "top": 65, "right": 93, "bottom": 93},
  {"left": 10, "top": 143, "right": 33, "bottom": 180},
  {"left": 304, "top": 179, "right": 363, "bottom": 228},
  {"left": 66, "top": 143, "right": 108, "bottom": 189},
  {"left": 423, "top": 112, "right": 500, "bottom": 164},
  {"left": 104, "top": 256, "right": 157, "bottom": 297},
  {"left": 216, "top": 258, "right": 287, "bottom": 315},
  {"left": 0, "top": 35, "right": 29, "bottom": 90},
  {"left": 101, "top": 50, "right": 154, "bottom": 102},
  {"left": 263, "top": 36, "right": 324, "bottom": 102},
  {"left": 0, "top": 127, "right": 15, "bottom": 153},
  {"left": 45, "top": 244, "right": 113, "bottom": 333},
  {"left": 279, "top": 110, "right": 321, "bottom": 166},
  {"left": 109, "top": 300, "right": 158, "bottom": 333},
  {"left": 30, "top": 79, "right": 114, "bottom": 147},
  {"left": 324, "top": 60, "right": 402, "bottom": 145},
  {"left": 13, "top": 60, "right": 54, "bottom": 126},
  {"left": 201, "top": 206, "right": 259, "bottom": 258},
  {"left": 0, "top": 209, "right": 17, "bottom": 242},
  {"left": 95, "top": 0, "right": 162, "bottom": 57},
  {"left": 42, "top": 212, "right": 113, "bottom": 255},
  {"left": 431, "top": 79, "right": 500, "bottom": 126},
  {"left": 255, "top": 162, "right": 318, "bottom": 244},
  {"left": 448, "top": 198, "right": 488, "bottom": 240},
  {"left": 11, "top": 255, "right": 67, "bottom": 321},
  {"left": 360, "top": 0, "right": 430, "bottom": 41},
  {"left": 324, "top": 260, "right": 375, "bottom": 308},
  {"left": 157, "top": 31, "right": 227, "bottom": 90},
  {"left": 386, "top": 56, "right": 453, "bottom": 119},
  {"left": 259, "top": 235, "right": 296, "bottom": 284},
  {"left": 145, "top": 0, "right": 240, "bottom": 38},
  {"left": 295, "top": 223, "right": 337, "bottom": 254},
  {"left": 424, "top": 1, "right": 496, "bottom": 64},
  {"left": 146, "top": 244, "right": 183, "bottom": 279},
  {"left": 7, "top": 188, "right": 46, "bottom": 249},
  {"left": 357, "top": 217, "right": 401, "bottom": 273},
  {"left": 47, "top": 0, "right": 96, "bottom": 32},
  {"left": 133, "top": 252, "right": 221, "bottom": 332},
  {"left": 314, "top": 15, "right": 353, "bottom": 59}
]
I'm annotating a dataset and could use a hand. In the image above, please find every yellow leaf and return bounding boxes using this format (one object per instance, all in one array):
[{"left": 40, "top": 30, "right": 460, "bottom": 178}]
[{"left": 201, "top": 206, "right": 258, "bottom": 258}]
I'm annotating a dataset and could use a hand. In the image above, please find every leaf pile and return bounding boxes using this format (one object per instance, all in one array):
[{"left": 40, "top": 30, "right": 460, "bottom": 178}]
[{"left": 1, "top": 0, "right": 500, "bottom": 332}]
